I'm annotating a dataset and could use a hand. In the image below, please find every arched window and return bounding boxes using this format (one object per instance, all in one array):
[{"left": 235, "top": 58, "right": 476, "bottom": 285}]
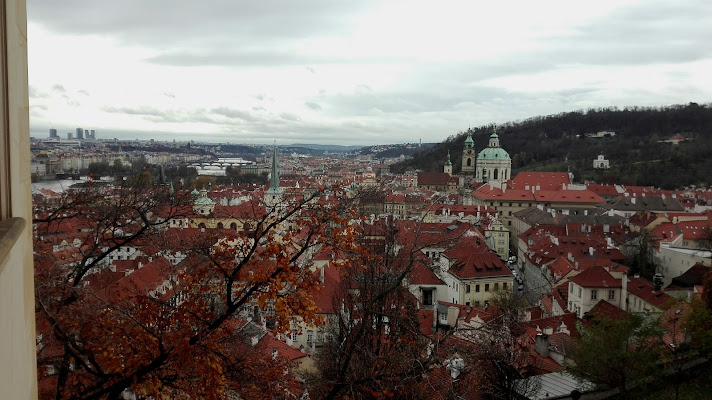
[
  {"left": 493, "top": 169, "right": 498, "bottom": 180},
  {"left": 230, "top": 222, "right": 238, "bottom": 230},
  {"left": 466, "top": 158, "right": 472, "bottom": 167},
  {"left": 217, "top": 222, "right": 223, "bottom": 229},
  {"left": 198, "top": 222, "right": 206, "bottom": 230}
]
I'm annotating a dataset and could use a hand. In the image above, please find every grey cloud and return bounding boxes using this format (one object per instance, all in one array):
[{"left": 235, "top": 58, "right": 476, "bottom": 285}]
[
  {"left": 279, "top": 112, "right": 301, "bottom": 121},
  {"left": 103, "top": 106, "right": 167, "bottom": 117},
  {"left": 145, "top": 49, "right": 322, "bottom": 68},
  {"left": 29, "top": 86, "right": 49, "bottom": 98},
  {"left": 28, "top": 0, "right": 376, "bottom": 50},
  {"left": 304, "top": 102, "right": 322, "bottom": 111},
  {"left": 77, "top": 89, "right": 89, "bottom": 96},
  {"left": 533, "top": 2, "right": 712, "bottom": 67},
  {"left": 211, "top": 107, "right": 257, "bottom": 122},
  {"left": 52, "top": 84, "right": 66, "bottom": 93},
  {"left": 102, "top": 105, "right": 215, "bottom": 124}
]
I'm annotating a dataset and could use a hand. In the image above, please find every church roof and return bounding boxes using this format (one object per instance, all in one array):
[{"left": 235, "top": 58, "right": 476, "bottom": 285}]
[
  {"left": 194, "top": 196, "right": 215, "bottom": 205},
  {"left": 477, "top": 131, "right": 510, "bottom": 160},
  {"left": 464, "top": 132, "right": 474, "bottom": 148},
  {"left": 478, "top": 147, "right": 511, "bottom": 160}
]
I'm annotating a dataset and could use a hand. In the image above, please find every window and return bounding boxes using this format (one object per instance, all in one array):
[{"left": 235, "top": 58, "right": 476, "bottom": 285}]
[
  {"left": 466, "top": 284, "right": 471, "bottom": 293},
  {"left": 503, "top": 282, "right": 508, "bottom": 290},
  {"left": 475, "top": 284, "right": 480, "bottom": 293},
  {"left": 608, "top": 290, "right": 615, "bottom": 300},
  {"left": 578, "top": 288, "right": 582, "bottom": 298},
  {"left": 570, "top": 284, "right": 573, "bottom": 293},
  {"left": 307, "top": 330, "right": 313, "bottom": 345},
  {"left": 485, "top": 284, "right": 490, "bottom": 292},
  {"left": 423, "top": 289, "right": 433, "bottom": 306},
  {"left": 317, "top": 331, "right": 323, "bottom": 345},
  {"left": 474, "top": 301, "right": 481, "bottom": 307},
  {"left": 591, "top": 290, "right": 598, "bottom": 300},
  {"left": 494, "top": 283, "right": 499, "bottom": 291}
]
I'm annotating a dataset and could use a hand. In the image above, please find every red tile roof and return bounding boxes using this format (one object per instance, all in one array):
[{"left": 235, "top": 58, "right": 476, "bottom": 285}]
[
  {"left": 511, "top": 172, "right": 571, "bottom": 191},
  {"left": 446, "top": 247, "right": 512, "bottom": 280},
  {"left": 569, "top": 266, "right": 621, "bottom": 288},
  {"left": 417, "top": 172, "right": 452, "bottom": 186},
  {"left": 626, "top": 276, "right": 674, "bottom": 310},
  {"left": 582, "top": 299, "right": 627, "bottom": 325}
]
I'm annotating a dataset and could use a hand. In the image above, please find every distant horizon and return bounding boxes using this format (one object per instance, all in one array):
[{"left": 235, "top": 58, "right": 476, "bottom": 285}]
[
  {"left": 31, "top": 101, "right": 711, "bottom": 147},
  {"left": 32, "top": 128, "right": 435, "bottom": 148}
]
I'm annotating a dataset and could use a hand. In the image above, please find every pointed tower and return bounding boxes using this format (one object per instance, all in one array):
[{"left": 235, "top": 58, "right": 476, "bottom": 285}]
[
  {"left": 444, "top": 151, "right": 453, "bottom": 175},
  {"left": 461, "top": 131, "right": 476, "bottom": 185},
  {"left": 265, "top": 144, "right": 284, "bottom": 207}
]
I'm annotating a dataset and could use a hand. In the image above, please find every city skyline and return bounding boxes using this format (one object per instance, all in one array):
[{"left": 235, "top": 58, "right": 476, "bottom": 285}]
[{"left": 28, "top": 0, "right": 712, "bottom": 145}]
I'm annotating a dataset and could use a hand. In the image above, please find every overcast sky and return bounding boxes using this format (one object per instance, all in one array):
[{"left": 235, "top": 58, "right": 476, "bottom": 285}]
[{"left": 27, "top": 0, "right": 712, "bottom": 145}]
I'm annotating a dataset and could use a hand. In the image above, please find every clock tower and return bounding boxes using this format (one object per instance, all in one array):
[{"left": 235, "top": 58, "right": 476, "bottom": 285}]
[{"left": 461, "top": 131, "right": 476, "bottom": 185}]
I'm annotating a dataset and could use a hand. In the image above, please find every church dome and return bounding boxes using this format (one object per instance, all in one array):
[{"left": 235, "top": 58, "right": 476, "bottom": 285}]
[
  {"left": 477, "top": 147, "right": 511, "bottom": 160},
  {"left": 477, "top": 131, "right": 510, "bottom": 160},
  {"left": 194, "top": 196, "right": 215, "bottom": 206}
]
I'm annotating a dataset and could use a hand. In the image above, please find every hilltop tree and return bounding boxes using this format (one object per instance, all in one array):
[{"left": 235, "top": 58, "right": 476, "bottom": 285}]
[
  {"left": 312, "top": 220, "right": 441, "bottom": 399},
  {"left": 567, "top": 313, "right": 663, "bottom": 399},
  {"left": 624, "top": 229, "right": 659, "bottom": 280}
]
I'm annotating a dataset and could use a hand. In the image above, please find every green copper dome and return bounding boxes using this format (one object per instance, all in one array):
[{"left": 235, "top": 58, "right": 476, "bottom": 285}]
[
  {"left": 477, "top": 131, "right": 510, "bottom": 160},
  {"left": 477, "top": 147, "right": 511, "bottom": 160},
  {"left": 464, "top": 132, "right": 474, "bottom": 148},
  {"left": 194, "top": 196, "right": 216, "bottom": 206}
]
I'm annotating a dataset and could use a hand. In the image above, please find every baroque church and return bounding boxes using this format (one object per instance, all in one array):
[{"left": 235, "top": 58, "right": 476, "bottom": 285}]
[{"left": 450, "top": 128, "right": 511, "bottom": 189}]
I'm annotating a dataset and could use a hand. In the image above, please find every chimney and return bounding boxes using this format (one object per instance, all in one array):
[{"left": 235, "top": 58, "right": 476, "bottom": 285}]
[
  {"left": 653, "top": 273, "right": 664, "bottom": 291},
  {"left": 535, "top": 334, "right": 550, "bottom": 357},
  {"left": 588, "top": 247, "right": 594, "bottom": 256},
  {"left": 631, "top": 197, "right": 636, "bottom": 205}
]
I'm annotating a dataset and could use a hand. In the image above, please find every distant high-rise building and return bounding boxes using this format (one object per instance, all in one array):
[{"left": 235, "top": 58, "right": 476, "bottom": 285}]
[
  {"left": 76, "top": 127, "right": 83, "bottom": 140},
  {"left": 67, "top": 132, "right": 73, "bottom": 140},
  {"left": 90, "top": 129, "right": 96, "bottom": 139},
  {"left": 49, "top": 128, "right": 57, "bottom": 138}
]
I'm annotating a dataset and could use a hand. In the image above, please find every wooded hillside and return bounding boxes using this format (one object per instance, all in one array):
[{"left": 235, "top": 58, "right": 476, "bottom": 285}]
[{"left": 391, "top": 103, "right": 712, "bottom": 189}]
